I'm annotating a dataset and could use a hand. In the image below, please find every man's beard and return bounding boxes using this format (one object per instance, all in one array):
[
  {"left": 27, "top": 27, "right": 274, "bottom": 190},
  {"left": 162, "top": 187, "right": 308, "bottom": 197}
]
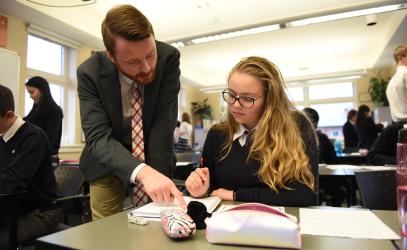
[{"left": 135, "top": 69, "right": 156, "bottom": 85}]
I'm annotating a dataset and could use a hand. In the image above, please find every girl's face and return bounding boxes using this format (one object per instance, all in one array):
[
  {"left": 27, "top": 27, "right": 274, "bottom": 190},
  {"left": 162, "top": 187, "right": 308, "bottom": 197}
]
[
  {"left": 26, "top": 86, "right": 42, "bottom": 104},
  {"left": 227, "top": 71, "right": 265, "bottom": 130}
]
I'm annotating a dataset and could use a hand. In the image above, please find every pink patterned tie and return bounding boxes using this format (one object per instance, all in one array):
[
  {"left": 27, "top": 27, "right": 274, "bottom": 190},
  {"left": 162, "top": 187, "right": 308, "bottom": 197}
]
[{"left": 131, "top": 85, "right": 149, "bottom": 207}]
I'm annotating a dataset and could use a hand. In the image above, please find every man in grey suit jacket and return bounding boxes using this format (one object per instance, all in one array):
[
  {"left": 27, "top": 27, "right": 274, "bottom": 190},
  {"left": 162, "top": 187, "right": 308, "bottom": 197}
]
[{"left": 77, "top": 5, "right": 186, "bottom": 219}]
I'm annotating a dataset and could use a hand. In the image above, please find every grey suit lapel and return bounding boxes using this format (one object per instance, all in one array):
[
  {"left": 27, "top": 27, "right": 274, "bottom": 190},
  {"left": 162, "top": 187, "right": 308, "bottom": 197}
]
[
  {"left": 100, "top": 55, "right": 124, "bottom": 138},
  {"left": 142, "top": 41, "right": 164, "bottom": 137}
]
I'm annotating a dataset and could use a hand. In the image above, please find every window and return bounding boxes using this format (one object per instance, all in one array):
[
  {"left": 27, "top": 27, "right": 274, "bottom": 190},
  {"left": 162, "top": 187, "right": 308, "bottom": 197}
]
[
  {"left": 310, "top": 102, "right": 354, "bottom": 127},
  {"left": 286, "top": 87, "right": 304, "bottom": 102},
  {"left": 288, "top": 81, "right": 356, "bottom": 129},
  {"left": 25, "top": 34, "right": 78, "bottom": 146},
  {"left": 309, "top": 82, "right": 353, "bottom": 100},
  {"left": 27, "top": 35, "right": 64, "bottom": 75}
]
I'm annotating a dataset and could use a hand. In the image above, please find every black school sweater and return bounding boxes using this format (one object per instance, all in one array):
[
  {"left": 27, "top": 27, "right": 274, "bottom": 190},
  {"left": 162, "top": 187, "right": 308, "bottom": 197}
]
[
  {"left": 0, "top": 122, "right": 58, "bottom": 210},
  {"left": 203, "top": 112, "right": 319, "bottom": 207}
]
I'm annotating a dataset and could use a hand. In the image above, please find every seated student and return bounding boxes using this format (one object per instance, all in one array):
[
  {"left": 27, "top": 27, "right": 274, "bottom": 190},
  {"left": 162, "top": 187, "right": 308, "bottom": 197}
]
[
  {"left": 0, "top": 84, "right": 63, "bottom": 249},
  {"left": 174, "top": 119, "right": 192, "bottom": 153},
  {"left": 303, "top": 107, "right": 337, "bottom": 164},
  {"left": 185, "top": 56, "right": 318, "bottom": 207},
  {"left": 367, "top": 121, "right": 407, "bottom": 165},
  {"left": 179, "top": 112, "right": 193, "bottom": 146},
  {"left": 303, "top": 108, "right": 345, "bottom": 207},
  {"left": 355, "top": 105, "right": 383, "bottom": 150},
  {"left": 343, "top": 109, "right": 359, "bottom": 152}
]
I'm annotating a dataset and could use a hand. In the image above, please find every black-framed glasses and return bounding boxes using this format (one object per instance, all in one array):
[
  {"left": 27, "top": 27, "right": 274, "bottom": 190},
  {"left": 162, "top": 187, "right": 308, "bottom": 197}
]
[{"left": 222, "top": 90, "right": 264, "bottom": 109}]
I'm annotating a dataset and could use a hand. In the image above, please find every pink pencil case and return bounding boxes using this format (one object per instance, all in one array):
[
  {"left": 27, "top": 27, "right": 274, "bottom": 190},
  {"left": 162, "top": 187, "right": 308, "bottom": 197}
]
[
  {"left": 205, "top": 203, "right": 301, "bottom": 249},
  {"left": 160, "top": 209, "right": 196, "bottom": 238}
]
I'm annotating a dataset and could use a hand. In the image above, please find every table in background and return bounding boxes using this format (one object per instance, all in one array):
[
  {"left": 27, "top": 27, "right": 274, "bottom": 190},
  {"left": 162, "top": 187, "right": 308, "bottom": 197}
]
[
  {"left": 36, "top": 206, "right": 401, "bottom": 250},
  {"left": 336, "top": 152, "right": 367, "bottom": 165},
  {"left": 318, "top": 165, "right": 396, "bottom": 206}
]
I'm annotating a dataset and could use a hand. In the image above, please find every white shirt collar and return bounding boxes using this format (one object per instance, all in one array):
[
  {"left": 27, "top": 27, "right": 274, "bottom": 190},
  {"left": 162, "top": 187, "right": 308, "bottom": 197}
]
[
  {"left": 1, "top": 116, "right": 25, "bottom": 142},
  {"left": 118, "top": 72, "right": 133, "bottom": 86},
  {"left": 397, "top": 65, "right": 407, "bottom": 71},
  {"left": 233, "top": 123, "right": 257, "bottom": 146},
  {"left": 118, "top": 71, "right": 143, "bottom": 93}
]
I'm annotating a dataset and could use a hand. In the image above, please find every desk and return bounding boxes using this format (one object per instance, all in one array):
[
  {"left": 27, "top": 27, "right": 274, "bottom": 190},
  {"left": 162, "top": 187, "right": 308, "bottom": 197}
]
[
  {"left": 319, "top": 165, "right": 396, "bottom": 176},
  {"left": 336, "top": 153, "right": 367, "bottom": 165},
  {"left": 36, "top": 207, "right": 400, "bottom": 250},
  {"left": 318, "top": 165, "right": 396, "bottom": 206}
]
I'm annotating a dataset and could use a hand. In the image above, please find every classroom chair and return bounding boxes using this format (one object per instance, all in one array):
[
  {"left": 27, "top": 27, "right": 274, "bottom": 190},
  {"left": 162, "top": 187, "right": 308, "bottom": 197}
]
[{"left": 355, "top": 170, "right": 396, "bottom": 210}]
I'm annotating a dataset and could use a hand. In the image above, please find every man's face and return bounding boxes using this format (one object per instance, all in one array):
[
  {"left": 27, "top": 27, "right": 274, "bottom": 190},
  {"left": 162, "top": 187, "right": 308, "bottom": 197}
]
[{"left": 107, "top": 35, "right": 157, "bottom": 85}]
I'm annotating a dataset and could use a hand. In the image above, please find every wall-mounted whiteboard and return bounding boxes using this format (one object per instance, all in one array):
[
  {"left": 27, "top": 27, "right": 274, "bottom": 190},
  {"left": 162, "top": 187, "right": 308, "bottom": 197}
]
[{"left": 0, "top": 48, "right": 20, "bottom": 112}]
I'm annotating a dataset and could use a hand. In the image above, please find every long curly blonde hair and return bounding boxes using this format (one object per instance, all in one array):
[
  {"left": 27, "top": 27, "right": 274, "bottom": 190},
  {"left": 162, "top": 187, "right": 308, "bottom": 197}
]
[{"left": 216, "top": 56, "right": 314, "bottom": 192}]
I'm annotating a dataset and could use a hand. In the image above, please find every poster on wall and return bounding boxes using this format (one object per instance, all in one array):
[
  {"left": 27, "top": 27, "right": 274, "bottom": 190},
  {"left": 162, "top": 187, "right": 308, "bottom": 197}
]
[{"left": 0, "top": 15, "right": 7, "bottom": 47}]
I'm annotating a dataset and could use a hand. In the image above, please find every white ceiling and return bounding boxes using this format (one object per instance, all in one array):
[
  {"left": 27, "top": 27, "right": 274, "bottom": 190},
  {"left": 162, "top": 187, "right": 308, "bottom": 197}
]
[{"left": 1, "top": 0, "right": 407, "bottom": 88}]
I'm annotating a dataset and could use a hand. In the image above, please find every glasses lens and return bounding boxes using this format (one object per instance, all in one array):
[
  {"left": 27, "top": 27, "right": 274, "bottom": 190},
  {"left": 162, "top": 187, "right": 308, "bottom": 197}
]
[
  {"left": 223, "top": 91, "right": 236, "bottom": 104},
  {"left": 239, "top": 96, "right": 255, "bottom": 108}
]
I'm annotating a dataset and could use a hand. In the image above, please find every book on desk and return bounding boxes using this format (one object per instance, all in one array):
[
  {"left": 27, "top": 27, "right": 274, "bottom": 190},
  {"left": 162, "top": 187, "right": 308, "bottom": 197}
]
[{"left": 129, "top": 196, "right": 221, "bottom": 219}]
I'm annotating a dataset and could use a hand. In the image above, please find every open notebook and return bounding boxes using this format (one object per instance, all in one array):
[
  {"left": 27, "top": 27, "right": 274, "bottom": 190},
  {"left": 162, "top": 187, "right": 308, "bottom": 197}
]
[{"left": 129, "top": 196, "right": 221, "bottom": 218}]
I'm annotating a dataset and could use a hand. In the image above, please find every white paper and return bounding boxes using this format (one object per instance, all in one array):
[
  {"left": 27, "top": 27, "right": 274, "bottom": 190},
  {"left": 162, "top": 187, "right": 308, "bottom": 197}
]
[
  {"left": 326, "top": 165, "right": 362, "bottom": 170},
  {"left": 300, "top": 208, "right": 400, "bottom": 239},
  {"left": 215, "top": 204, "right": 285, "bottom": 213},
  {"left": 175, "top": 161, "right": 195, "bottom": 166},
  {"left": 128, "top": 196, "right": 221, "bottom": 219},
  {"left": 361, "top": 166, "right": 397, "bottom": 171}
]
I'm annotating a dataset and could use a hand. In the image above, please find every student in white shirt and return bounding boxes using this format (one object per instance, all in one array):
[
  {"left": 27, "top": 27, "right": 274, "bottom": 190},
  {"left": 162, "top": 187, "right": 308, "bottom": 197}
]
[
  {"left": 179, "top": 112, "right": 193, "bottom": 146},
  {"left": 387, "top": 44, "right": 407, "bottom": 122}
]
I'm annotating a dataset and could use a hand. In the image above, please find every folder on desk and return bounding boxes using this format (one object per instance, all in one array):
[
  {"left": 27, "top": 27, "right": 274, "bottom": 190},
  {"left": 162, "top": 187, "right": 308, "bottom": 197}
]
[{"left": 128, "top": 196, "right": 221, "bottom": 219}]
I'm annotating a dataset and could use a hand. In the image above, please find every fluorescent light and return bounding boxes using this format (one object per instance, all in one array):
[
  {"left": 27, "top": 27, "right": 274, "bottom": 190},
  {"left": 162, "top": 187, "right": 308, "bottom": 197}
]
[
  {"left": 191, "top": 24, "right": 281, "bottom": 45},
  {"left": 287, "top": 3, "right": 406, "bottom": 27},
  {"left": 168, "top": 3, "right": 407, "bottom": 47},
  {"left": 306, "top": 75, "right": 363, "bottom": 84},
  {"left": 200, "top": 85, "right": 226, "bottom": 93},
  {"left": 170, "top": 42, "right": 185, "bottom": 48}
]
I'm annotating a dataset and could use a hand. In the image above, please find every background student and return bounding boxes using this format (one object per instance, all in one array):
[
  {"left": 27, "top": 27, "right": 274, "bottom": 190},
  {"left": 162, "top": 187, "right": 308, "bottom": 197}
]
[
  {"left": 174, "top": 113, "right": 193, "bottom": 152},
  {"left": 355, "top": 104, "right": 383, "bottom": 150},
  {"left": 342, "top": 109, "right": 358, "bottom": 152},
  {"left": 179, "top": 112, "right": 193, "bottom": 146},
  {"left": 24, "top": 76, "right": 63, "bottom": 169},
  {"left": 303, "top": 107, "right": 337, "bottom": 164},
  {"left": 368, "top": 121, "right": 407, "bottom": 165},
  {"left": 185, "top": 56, "right": 318, "bottom": 207},
  {"left": 386, "top": 44, "right": 407, "bottom": 123},
  {"left": 0, "top": 84, "right": 63, "bottom": 248},
  {"left": 77, "top": 5, "right": 185, "bottom": 219}
]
